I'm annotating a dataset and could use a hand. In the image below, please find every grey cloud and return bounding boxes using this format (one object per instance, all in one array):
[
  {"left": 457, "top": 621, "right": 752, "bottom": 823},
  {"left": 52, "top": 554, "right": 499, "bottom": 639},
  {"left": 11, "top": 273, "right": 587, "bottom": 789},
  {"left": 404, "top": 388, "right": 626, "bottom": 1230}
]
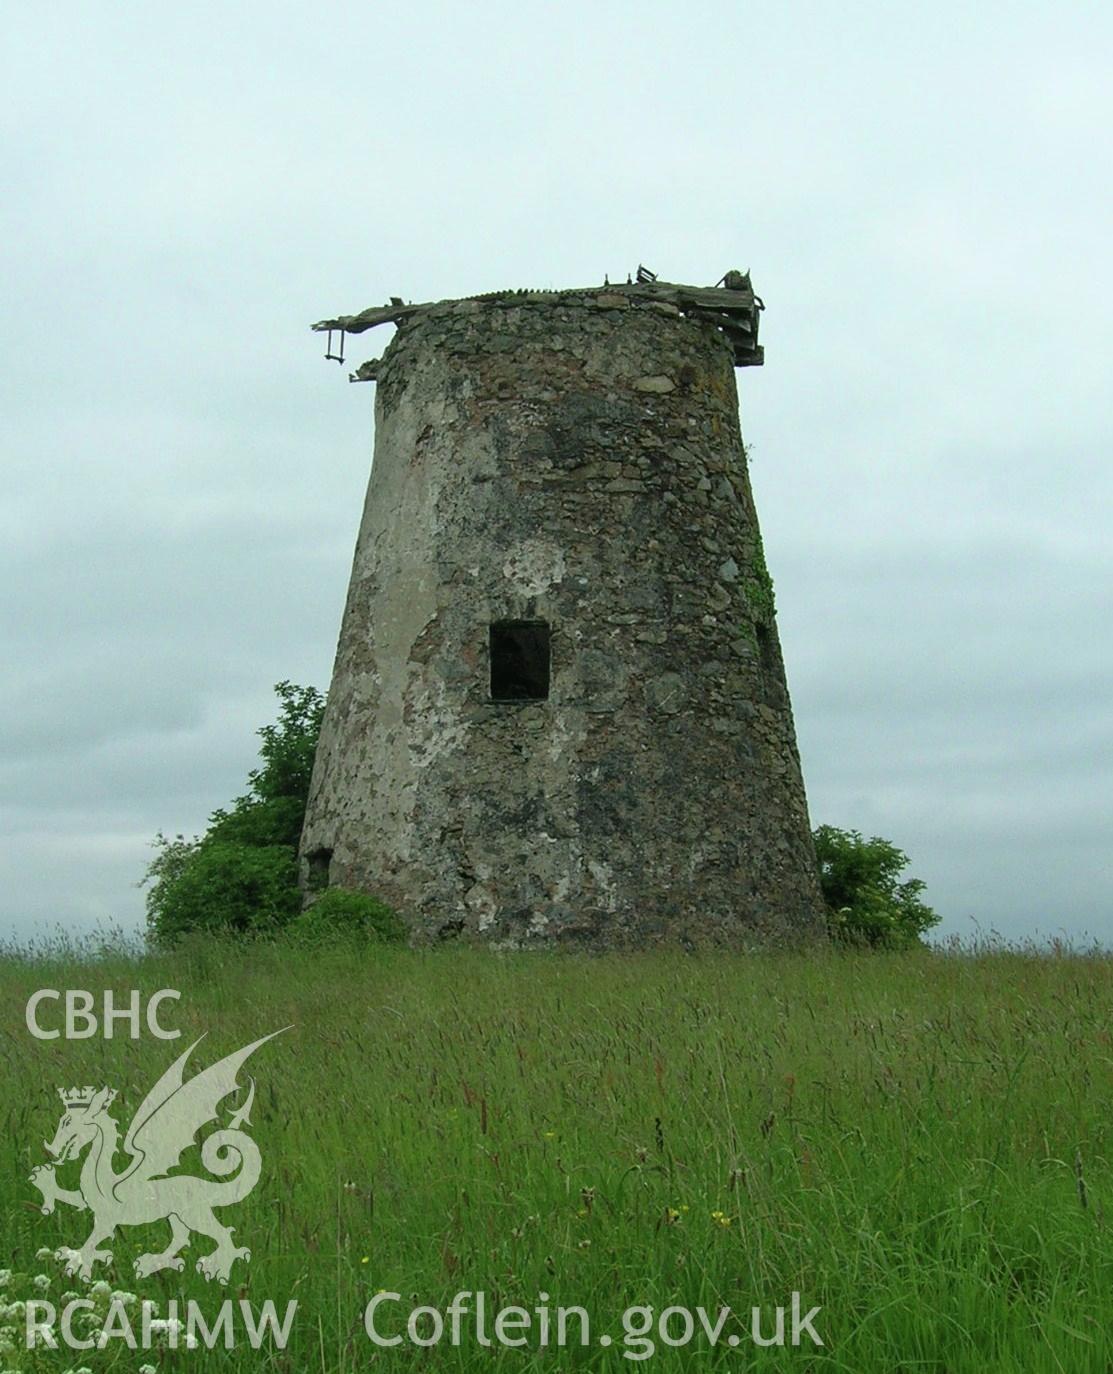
[{"left": 1, "top": 0, "right": 1110, "bottom": 942}]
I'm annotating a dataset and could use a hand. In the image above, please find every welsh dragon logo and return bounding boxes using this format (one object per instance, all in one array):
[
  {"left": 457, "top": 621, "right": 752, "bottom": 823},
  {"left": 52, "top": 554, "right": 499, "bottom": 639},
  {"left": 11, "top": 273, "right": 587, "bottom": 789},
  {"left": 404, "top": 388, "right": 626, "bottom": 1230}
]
[{"left": 29, "top": 1029, "right": 288, "bottom": 1285}]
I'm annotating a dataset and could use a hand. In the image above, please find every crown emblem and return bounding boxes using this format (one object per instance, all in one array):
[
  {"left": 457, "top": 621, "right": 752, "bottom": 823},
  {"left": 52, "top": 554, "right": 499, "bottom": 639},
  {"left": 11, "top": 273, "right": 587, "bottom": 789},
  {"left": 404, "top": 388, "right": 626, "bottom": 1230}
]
[{"left": 58, "top": 1086, "right": 117, "bottom": 1110}]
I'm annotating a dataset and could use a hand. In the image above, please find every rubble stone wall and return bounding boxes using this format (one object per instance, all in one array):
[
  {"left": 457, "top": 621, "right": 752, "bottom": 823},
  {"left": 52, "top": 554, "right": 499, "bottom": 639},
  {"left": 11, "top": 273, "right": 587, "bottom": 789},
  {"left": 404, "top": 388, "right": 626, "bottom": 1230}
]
[{"left": 300, "top": 291, "right": 825, "bottom": 947}]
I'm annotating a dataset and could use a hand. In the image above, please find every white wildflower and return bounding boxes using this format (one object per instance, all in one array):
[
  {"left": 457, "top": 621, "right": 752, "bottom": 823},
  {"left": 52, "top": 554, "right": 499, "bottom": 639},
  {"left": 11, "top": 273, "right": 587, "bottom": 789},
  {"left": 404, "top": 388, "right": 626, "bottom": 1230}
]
[
  {"left": 139, "top": 1365, "right": 157, "bottom": 1374},
  {"left": 32, "top": 1276, "right": 50, "bottom": 1292},
  {"left": 148, "top": 1314, "right": 191, "bottom": 1346},
  {"left": 0, "top": 1274, "right": 9, "bottom": 1290},
  {"left": 110, "top": 1290, "right": 137, "bottom": 1307},
  {"left": 35, "top": 1247, "right": 53, "bottom": 1261},
  {"left": 89, "top": 1280, "right": 111, "bottom": 1299},
  {"left": 61, "top": 1291, "right": 80, "bottom": 1302}
]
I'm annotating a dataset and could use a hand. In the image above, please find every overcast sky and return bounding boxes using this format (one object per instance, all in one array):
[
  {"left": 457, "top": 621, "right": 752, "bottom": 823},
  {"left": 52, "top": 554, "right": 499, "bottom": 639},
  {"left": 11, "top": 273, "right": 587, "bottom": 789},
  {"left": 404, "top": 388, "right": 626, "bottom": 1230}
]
[{"left": 2, "top": 2, "right": 1110, "bottom": 946}]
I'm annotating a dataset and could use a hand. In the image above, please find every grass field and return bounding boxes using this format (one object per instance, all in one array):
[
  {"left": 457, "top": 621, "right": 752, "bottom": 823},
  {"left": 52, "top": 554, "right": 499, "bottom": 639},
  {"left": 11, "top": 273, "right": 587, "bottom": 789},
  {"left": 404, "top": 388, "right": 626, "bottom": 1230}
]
[{"left": 2, "top": 936, "right": 1112, "bottom": 1371}]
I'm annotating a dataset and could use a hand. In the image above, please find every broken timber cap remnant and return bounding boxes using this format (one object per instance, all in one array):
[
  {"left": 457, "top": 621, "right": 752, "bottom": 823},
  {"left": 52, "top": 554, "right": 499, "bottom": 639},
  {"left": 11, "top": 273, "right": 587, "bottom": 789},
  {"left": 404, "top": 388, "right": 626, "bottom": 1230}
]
[{"left": 311, "top": 272, "right": 765, "bottom": 374}]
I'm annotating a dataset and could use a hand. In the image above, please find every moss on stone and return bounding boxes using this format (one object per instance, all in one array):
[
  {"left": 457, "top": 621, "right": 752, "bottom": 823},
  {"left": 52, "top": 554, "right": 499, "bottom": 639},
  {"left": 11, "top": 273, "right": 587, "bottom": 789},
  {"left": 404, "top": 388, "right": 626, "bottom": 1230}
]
[{"left": 742, "top": 530, "right": 776, "bottom": 625}]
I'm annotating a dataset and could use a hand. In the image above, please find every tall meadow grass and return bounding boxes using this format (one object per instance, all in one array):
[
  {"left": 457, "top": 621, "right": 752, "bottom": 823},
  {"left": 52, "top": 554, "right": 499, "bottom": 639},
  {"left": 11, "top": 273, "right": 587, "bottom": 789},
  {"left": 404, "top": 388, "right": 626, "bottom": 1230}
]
[{"left": 1, "top": 934, "right": 1111, "bottom": 1370}]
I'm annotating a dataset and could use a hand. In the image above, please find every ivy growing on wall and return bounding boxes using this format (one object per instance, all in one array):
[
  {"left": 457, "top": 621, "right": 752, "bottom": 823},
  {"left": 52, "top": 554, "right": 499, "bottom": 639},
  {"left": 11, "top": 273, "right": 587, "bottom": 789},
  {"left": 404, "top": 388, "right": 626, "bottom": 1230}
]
[{"left": 742, "top": 527, "right": 776, "bottom": 626}]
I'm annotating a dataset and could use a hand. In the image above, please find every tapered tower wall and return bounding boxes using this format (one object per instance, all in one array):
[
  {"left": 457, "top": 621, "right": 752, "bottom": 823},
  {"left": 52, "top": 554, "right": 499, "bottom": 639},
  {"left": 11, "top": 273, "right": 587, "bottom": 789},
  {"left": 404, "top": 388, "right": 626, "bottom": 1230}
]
[{"left": 300, "top": 285, "right": 825, "bottom": 946}]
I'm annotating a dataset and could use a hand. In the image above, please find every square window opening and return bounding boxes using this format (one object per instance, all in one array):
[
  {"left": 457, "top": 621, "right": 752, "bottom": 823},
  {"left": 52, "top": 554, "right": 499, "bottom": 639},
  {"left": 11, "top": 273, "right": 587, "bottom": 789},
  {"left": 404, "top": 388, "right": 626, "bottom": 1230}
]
[{"left": 490, "top": 620, "right": 551, "bottom": 702}]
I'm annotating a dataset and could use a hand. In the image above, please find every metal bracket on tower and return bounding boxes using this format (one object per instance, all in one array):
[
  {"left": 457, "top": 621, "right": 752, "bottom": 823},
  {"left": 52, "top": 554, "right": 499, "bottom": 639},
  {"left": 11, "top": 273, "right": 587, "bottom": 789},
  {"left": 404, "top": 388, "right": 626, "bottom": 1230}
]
[{"left": 325, "top": 327, "right": 346, "bottom": 365}]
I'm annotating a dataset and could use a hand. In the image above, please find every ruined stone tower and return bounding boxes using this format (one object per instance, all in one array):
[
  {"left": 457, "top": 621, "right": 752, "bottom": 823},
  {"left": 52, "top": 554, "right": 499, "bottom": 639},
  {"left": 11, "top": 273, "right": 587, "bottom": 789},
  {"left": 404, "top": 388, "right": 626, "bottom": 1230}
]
[{"left": 300, "top": 273, "right": 825, "bottom": 947}]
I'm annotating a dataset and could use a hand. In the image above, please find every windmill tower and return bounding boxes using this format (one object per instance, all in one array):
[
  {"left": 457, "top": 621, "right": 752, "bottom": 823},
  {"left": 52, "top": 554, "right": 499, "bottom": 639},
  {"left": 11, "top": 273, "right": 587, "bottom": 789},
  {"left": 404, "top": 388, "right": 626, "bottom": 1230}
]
[{"left": 300, "top": 271, "right": 825, "bottom": 947}]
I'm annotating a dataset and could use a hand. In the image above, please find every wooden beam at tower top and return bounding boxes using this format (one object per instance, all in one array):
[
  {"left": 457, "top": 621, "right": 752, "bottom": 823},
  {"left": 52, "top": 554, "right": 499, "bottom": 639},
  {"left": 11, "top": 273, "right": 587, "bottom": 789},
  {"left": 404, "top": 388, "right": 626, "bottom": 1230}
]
[{"left": 313, "top": 279, "right": 764, "bottom": 368}]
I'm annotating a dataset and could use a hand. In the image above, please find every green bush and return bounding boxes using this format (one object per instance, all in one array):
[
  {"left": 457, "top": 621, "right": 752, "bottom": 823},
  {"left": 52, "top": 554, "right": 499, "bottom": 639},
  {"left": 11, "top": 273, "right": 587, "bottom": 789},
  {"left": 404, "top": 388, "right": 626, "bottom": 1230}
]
[
  {"left": 146, "top": 841, "right": 301, "bottom": 944},
  {"left": 292, "top": 887, "right": 406, "bottom": 946},
  {"left": 144, "top": 682, "right": 324, "bottom": 946},
  {"left": 143, "top": 682, "right": 404, "bottom": 949},
  {"left": 813, "top": 824, "right": 940, "bottom": 949}
]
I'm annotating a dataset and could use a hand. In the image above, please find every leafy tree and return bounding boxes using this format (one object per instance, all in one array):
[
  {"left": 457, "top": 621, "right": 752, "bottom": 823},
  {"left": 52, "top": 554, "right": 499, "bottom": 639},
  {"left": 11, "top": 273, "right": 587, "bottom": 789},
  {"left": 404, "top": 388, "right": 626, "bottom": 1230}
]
[
  {"left": 205, "top": 681, "right": 326, "bottom": 848},
  {"left": 813, "top": 824, "right": 940, "bottom": 949},
  {"left": 243, "top": 681, "right": 325, "bottom": 808},
  {"left": 144, "top": 682, "right": 324, "bottom": 945}
]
